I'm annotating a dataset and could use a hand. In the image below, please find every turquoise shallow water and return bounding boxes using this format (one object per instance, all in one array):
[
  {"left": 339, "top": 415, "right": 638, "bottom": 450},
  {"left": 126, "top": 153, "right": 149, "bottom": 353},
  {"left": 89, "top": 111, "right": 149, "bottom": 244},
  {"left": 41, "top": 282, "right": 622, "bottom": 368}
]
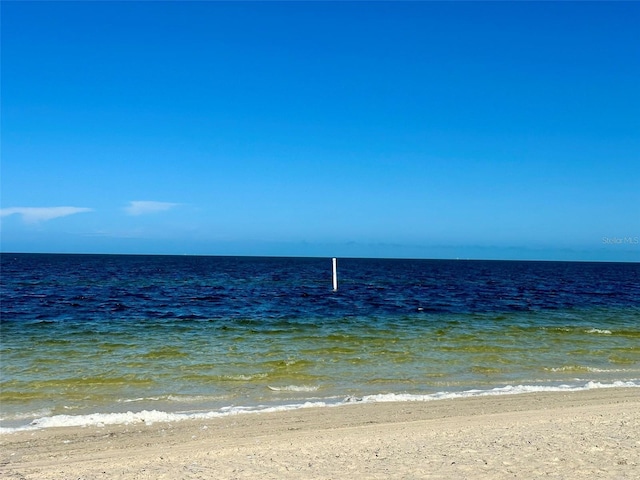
[{"left": 1, "top": 254, "right": 639, "bottom": 430}]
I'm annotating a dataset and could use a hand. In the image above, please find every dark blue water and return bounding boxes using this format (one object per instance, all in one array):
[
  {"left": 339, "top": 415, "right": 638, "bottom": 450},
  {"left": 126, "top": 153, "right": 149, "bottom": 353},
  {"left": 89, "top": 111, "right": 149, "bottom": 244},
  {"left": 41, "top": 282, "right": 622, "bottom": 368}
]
[{"left": 3, "top": 254, "right": 638, "bottom": 322}]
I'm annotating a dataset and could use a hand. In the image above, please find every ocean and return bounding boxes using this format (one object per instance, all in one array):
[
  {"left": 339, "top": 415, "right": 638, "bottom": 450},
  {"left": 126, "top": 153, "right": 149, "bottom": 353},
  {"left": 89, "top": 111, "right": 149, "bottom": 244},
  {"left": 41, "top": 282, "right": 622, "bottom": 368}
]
[{"left": 1, "top": 254, "right": 639, "bottom": 432}]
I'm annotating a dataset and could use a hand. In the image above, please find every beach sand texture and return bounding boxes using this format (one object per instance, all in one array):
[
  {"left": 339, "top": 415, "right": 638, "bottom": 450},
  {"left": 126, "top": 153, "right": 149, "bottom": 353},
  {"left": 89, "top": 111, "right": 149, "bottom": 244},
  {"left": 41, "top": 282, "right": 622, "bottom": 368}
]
[{"left": 1, "top": 388, "right": 638, "bottom": 479}]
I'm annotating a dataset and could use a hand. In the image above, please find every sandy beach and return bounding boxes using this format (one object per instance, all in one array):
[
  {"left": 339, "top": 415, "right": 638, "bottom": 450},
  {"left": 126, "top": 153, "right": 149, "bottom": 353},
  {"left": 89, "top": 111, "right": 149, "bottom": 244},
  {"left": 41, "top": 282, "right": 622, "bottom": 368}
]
[{"left": 1, "top": 388, "right": 638, "bottom": 479}]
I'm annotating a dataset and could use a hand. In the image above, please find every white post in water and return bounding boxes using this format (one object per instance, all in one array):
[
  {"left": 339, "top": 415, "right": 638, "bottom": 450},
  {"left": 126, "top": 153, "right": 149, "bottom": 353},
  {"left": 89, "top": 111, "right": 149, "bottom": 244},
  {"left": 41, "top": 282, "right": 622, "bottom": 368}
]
[{"left": 332, "top": 257, "right": 338, "bottom": 291}]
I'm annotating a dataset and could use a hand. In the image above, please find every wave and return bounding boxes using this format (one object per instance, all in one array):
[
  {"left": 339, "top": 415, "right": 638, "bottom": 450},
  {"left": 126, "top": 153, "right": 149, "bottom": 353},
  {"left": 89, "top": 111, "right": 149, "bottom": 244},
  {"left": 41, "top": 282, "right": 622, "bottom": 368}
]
[
  {"left": 2, "top": 380, "right": 638, "bottom": 434},
  {"left": 1, "top": 401, "right": 328, "bottom": 434},
  {"left": 544, "top": 365, "right": 635, "bottom": 373},
  {"left": 117, "top": 394, "right": 226, "bottom": 404},
  {"left": 357, "top": 380, "right": 639, "bottom": 403},
  {"left": 586, "top": 328, "right": 612, "bottom": 335},
  {"left": 267, "top": 385, "right": 319, "bottom": 392}
]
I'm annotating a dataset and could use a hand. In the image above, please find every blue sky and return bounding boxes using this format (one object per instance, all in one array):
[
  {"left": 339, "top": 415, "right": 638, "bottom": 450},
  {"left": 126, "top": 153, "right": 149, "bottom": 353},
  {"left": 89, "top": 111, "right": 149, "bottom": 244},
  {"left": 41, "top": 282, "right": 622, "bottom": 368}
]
[{"left": 1, "top": 1, "right": 639, "bottom": 261}]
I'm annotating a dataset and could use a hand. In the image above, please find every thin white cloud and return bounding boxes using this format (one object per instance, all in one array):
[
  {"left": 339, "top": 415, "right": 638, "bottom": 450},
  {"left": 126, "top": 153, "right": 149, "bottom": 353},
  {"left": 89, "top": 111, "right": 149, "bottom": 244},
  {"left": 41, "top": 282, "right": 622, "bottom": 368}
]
[
  {"left": 124, "top": 201, "right": 180, "bottom": 216},
  {"left": 0, "top": 206, "right": 93, "bottom": 223}
]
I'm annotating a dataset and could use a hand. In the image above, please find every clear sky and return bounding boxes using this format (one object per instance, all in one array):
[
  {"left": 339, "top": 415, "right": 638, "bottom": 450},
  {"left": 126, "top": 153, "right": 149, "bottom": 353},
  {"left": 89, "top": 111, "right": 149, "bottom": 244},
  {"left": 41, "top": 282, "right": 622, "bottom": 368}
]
[{"left": 1, "top": 1, "right": 639, "bottom": 261}]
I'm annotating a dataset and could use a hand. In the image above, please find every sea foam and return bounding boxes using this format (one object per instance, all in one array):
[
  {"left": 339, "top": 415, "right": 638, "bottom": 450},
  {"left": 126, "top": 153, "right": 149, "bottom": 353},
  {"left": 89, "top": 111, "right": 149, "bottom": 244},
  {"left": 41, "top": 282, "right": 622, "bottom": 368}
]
[
  {"left": 2, "top": 380, "right": 637, "bottom": 434},
  {"left": 267, "top": 385, "right": 319, "bottom": 392},
  {"left": 586, "top": 328, "right": 613, "bottom": 335}
]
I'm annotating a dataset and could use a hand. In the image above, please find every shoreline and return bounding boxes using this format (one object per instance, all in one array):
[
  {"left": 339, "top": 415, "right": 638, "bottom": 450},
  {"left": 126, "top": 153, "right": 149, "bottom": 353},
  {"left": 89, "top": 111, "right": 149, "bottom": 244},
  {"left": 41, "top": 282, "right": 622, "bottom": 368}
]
[
  {"left": 3, "top": 380, "right": 638, "bottom": 433},
  {"left": 2, "top": 388, "right": 638, "bottom": 479}
]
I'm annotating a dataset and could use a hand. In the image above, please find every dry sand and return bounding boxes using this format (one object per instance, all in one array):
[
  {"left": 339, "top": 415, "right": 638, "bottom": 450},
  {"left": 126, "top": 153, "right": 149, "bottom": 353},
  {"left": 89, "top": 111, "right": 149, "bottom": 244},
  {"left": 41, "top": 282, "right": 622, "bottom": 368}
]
[{"left": 1, "top": 388, "right": 638, "bottom": 479}]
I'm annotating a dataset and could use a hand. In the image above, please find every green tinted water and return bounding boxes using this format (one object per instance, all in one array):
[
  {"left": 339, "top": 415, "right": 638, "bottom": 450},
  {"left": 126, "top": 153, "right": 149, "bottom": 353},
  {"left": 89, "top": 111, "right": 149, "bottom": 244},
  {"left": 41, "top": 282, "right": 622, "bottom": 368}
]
[{"left": 2, "top": 307, "right": 639, "bottom": 426}]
